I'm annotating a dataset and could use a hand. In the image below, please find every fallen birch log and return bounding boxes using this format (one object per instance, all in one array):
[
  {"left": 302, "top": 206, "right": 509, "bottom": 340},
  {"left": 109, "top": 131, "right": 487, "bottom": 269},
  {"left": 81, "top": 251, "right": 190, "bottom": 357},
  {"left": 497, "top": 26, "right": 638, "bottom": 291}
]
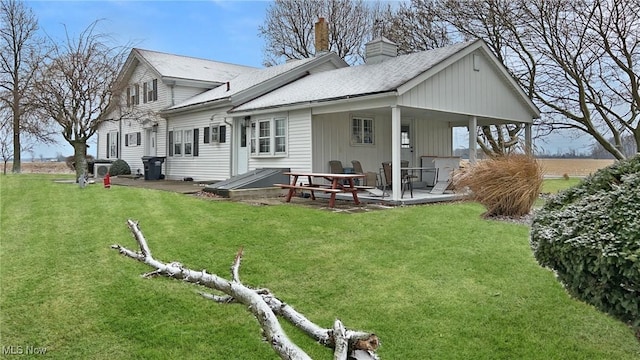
[{"left": 111, "top": 219, "right": 380, "bottom": 360}]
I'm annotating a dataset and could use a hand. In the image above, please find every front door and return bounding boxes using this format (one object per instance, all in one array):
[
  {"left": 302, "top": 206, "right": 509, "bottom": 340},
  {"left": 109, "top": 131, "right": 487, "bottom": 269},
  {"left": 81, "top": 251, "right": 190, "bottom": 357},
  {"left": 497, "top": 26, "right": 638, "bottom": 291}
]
[
  {"left": 145, "top": 129, "right": 157, "bottom": 156},
  {"left": 236, "top": 120, "right": 248, "bottom": 174},
  {"left": 401, "top": 120, "right": 414, "bottom": 166}
]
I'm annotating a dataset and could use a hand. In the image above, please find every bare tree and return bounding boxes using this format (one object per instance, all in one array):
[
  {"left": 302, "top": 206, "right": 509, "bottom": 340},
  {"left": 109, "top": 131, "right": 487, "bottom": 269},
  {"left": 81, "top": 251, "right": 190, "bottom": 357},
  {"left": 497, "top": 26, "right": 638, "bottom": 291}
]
[
  {"left": 259, "top": 0, "right": 381, "bottom": 66},
  {"left": 0, "top": 0, "right": 53, "bottom": 173},
  {"left": 425, "top": 0, "right": 640, "bottom": 160},
  {"left": 381, "top": 0, "right": 451, "bottom": 55},
  {"left": 33, "top": 21, "right": 129, "bottom": 179}
]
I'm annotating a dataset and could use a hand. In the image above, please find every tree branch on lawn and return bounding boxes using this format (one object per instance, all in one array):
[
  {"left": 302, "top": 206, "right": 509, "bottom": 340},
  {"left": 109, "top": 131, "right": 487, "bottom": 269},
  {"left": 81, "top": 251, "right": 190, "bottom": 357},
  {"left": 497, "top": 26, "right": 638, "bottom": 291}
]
[{"left": 111, "top": 219, "right": 380, "bottom": 360}]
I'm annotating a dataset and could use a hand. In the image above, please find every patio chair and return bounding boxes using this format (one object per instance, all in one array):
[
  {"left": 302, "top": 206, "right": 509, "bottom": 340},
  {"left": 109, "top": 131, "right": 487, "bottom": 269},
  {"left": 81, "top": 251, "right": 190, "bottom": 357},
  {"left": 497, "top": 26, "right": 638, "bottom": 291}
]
[
  {"left": 381, "top": 161, "right": 416, "bottom": 198},
  {"left": 351, "top": 160, "right": 378, "bottom": 187}
]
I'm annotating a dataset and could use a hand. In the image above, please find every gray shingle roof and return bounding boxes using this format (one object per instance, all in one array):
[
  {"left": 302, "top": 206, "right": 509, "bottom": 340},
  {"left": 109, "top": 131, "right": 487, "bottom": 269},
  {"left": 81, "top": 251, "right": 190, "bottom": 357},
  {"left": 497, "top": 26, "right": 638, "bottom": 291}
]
[
  {"left": 168, "top": 56, "right": 322, "bottom": 110},
  {"left": 231, "top": 40, "right": 475, "bottom": 112},
  {"left": 136, "top": 49, "right": 256, "bottom": 83}
]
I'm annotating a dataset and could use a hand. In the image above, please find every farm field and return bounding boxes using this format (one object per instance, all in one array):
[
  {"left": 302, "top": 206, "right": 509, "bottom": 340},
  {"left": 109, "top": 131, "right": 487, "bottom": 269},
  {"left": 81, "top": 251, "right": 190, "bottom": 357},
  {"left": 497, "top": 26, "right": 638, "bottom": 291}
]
[{"left": 537, "top": 158, "right": 615, "bottom": 177}]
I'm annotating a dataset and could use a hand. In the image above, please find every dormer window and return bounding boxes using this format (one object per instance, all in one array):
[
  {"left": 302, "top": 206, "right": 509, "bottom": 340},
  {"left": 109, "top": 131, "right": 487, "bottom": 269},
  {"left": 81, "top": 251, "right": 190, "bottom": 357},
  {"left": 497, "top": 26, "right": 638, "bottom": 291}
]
[{"left": 143, "top": 79, "right": 158, "bottom": 103}]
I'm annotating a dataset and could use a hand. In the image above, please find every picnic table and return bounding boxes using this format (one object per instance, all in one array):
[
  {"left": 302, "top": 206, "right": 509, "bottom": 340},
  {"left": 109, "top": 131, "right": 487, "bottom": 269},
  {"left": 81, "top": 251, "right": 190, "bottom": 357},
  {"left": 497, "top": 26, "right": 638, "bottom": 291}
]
[{"left": 275, "top": 172, "right": 368, "bottom": 208}]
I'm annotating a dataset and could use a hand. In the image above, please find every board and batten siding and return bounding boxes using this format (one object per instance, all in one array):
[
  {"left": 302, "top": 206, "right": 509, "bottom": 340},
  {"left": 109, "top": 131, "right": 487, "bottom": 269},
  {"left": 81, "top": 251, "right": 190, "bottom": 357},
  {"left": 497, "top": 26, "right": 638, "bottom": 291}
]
[
  {"left": 312, "top": 112, "right": 388, "bottom": 174},
  {"left": 164, "top": 109, "right": 232, "bottom": 181},
  {"left": 248, "top": 109, "right": 313, "bottom": 173},
  {"left": 312, "top": 111, "right": 453, "bottom": 175},
  {"left": 398, "top": 50, "right": 534, "bottom": 123}
]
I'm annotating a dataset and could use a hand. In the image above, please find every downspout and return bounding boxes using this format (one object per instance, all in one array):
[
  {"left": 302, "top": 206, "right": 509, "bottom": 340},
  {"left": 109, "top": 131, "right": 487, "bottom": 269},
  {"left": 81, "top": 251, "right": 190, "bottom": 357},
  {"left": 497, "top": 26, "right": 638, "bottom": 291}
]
[{"left": 223, "top": 117, "right": 233, "bottom": 178}]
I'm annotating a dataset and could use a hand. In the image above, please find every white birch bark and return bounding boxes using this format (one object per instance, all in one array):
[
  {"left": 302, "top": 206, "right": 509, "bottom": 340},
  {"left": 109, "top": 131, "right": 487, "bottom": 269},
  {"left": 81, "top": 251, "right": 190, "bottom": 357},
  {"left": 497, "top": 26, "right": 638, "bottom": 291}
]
[{"left": 112, "top": 219, "right": 380, "bottom": 360}]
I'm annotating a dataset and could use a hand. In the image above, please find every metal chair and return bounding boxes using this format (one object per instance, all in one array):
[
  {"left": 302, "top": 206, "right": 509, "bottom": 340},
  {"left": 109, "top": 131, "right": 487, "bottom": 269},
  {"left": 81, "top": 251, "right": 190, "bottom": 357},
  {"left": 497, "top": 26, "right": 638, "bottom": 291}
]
[{"left": 381, "top": 161, "right": 415, "bottom": 198}]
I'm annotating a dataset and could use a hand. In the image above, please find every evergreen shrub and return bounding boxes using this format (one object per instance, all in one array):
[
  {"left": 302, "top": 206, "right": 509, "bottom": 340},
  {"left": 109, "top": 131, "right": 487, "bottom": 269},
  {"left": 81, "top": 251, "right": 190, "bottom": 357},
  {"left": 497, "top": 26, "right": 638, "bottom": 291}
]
[
  {"left": 108, "top": 159, "right": 131, "bottom": 176},
  {"left": 530, "top": 155, "right": 640, "bottom": 330}
]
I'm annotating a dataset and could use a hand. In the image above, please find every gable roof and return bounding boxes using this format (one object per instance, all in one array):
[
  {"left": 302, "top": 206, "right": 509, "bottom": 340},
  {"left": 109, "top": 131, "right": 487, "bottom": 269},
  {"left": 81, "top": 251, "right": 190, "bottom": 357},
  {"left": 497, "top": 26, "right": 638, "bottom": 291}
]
[
  {"left": 123, "top": 48, "right": 257, "bottom": 86},
  {"left": 230, "top": 39, "right": 539, "bottom": 118},
  {"left": 164, "top": 52, "right": 348, "bottom": 112}
]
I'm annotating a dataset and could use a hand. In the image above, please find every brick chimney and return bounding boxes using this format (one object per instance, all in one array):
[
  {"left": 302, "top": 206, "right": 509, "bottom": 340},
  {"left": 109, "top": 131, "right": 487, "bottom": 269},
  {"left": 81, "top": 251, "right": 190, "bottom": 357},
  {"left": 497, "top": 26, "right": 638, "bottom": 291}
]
[{"left": 315, "top": 17, "right": 329, "bottom": 55}]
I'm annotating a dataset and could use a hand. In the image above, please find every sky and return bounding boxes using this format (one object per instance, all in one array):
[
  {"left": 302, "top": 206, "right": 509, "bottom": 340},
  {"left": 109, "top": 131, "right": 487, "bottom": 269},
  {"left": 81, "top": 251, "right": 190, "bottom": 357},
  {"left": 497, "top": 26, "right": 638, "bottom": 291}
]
[{"left": 24, "top": 0, "right": 593, "bottom": 159}]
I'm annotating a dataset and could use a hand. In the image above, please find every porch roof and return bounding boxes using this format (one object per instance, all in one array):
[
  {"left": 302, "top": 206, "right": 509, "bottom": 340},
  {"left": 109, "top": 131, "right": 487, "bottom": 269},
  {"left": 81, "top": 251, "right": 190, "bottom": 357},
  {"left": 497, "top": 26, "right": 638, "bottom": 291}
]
[{"left": 229, "top": 40, "right": 475, "bottom": 112}]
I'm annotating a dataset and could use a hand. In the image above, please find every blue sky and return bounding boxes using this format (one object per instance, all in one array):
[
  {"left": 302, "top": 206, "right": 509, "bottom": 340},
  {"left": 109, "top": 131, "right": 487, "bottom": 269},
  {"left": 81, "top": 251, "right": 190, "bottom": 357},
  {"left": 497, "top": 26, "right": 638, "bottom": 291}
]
[
  {"left": 25, "top": 0, "right": 592, "bottom": 159},
  {"left": 27, "top": 0, "right": 270, "bottom": 158}
]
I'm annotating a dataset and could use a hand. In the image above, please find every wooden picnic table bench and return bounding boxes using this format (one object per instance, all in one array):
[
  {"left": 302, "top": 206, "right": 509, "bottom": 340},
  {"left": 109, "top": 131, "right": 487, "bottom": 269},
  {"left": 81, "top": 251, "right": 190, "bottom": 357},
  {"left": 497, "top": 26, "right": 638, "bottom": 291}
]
[{"left": 276, "top": 172, "right": 367, "bottom": 208}]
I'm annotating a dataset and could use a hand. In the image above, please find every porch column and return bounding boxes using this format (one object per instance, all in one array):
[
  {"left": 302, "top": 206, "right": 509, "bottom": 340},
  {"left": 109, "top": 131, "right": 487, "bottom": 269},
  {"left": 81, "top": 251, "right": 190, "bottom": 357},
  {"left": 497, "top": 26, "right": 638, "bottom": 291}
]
[
  {"left": 391, "top": 106, "right": 402, "bottom": 201},
  {"left": 468, "top": 116, "right": 477, "bottom": 164},
  {"left": 524, "top": 122, "right": 532, "bottom": 156}
]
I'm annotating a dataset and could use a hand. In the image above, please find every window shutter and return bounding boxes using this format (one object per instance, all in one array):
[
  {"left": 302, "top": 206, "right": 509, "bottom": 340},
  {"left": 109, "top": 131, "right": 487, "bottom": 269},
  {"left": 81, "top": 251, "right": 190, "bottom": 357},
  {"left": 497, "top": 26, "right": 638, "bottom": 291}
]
[
  {"left": 152, "top": 79, "right": 158, "bottom": 101},
  {"left": 143, "top": 82, "right": 147, "bottom": 103},
  {"left": 116, "top": 133, "right": 119, "bottom": 158},
  {"left": 135, "top": 84, "right": 140, "bottom": 104},
  {"left": 193, "top": 128, "right": 199, "bottom": 157},
  {"left": 168, "top": 131, "right": 174, "bottom": 156},
  {"left": 137, "top": 132, "right": 141, "bottom": 146},
  {"left": 203, "top": 126, "right": 210, "bottom": 144},
  {"left": 219, "top": 125, "right": 226, "bottom": 143},
  {"left": 125, "top": 133, "right": 129, "bottom": 147},
  {"left": 106, "top": 133, "right": 110, "bottom": 158},
  {"left": 126, "top": 88, "right": 130, "bottom": 107}
]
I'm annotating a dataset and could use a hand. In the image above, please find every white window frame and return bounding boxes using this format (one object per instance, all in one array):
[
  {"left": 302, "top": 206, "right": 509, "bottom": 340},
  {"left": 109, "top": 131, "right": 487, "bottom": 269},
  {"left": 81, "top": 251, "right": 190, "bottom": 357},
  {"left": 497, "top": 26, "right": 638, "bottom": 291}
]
[
  {"left": 173, "top": 129, "right": 183, "bottom": 156},
  {"left": 126, "top": 133, "right": 138, "bottom": 147},
  {"left": 350, "top": 115, "right": 374, "bottom": 145},
  {"left": 128, "top": 84, "right": 139, "bottom": 106},
  {"left": 108, "top": 131, "right": 118, "bottom": 158},
  {"left": 210, "top": 124, "right": 220, "bottom": 143},
  {"left": 183, "top": 129, "right": 193, "bottom": 156},
  {"left": 250, "top": 116, "right": 287, "bottom": 157}
]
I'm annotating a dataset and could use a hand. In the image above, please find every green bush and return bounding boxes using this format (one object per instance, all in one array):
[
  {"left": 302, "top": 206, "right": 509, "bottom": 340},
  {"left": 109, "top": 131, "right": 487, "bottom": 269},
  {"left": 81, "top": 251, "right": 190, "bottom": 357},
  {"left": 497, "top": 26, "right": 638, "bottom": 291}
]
[
  {"left": 530, "top": 155, "right": 640, "bottom": 330},
  {"left": 108, "top": 159, "right": 131, "bottom": 176}
]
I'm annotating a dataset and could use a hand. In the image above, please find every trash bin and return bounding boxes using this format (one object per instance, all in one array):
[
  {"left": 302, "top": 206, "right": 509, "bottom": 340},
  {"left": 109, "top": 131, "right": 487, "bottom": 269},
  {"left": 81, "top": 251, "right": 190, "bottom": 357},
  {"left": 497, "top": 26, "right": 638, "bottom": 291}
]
[{"left": 141, "top": 156, "right": 165, "bottom": 180}]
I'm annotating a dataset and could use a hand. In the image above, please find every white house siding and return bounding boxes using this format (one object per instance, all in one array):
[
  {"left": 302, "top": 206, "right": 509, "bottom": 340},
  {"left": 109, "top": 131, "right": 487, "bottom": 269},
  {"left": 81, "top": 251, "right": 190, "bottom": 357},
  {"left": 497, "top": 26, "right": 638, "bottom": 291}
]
[
  {"left": 171, "top": 85, "right": 214, "bottom": 107},
  {"left": 312, "top": 112, "right": 390, "bottom": 174},
  {"left": 248, "top": 109, "right": 313, "bottom": 173},
  {"left": 311, "top": 111, "right": 452, "bottom": 174},
  {"left": 164, "top": 109, "right": 232, "bottom": 181},
  {"left": 96, "top": 60, "right": 212, "bottom": 174},
  {"left": 412, "top": 119, "right": 452, "bottom": 158},
  {"left": 398, "top": 50, "right": 533, "bottom": 123}
]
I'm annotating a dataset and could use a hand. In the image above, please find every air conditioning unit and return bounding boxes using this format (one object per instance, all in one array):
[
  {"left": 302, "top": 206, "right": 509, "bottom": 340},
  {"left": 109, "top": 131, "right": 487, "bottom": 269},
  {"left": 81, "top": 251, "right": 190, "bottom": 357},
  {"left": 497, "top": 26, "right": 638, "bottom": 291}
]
[{"left": 94, "top": 162, "right": 112, "bottom": 178}]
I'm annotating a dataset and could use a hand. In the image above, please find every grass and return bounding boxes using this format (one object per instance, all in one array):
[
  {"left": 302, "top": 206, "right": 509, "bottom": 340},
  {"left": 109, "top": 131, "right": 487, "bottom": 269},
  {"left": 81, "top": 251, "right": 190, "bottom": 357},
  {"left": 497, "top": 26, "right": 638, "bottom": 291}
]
[
  {"left": 1, "top": 175, "right": 638, "bottom": 359},
  {"left": 542, "top": 177, "right": 582, "bottom": 193}
]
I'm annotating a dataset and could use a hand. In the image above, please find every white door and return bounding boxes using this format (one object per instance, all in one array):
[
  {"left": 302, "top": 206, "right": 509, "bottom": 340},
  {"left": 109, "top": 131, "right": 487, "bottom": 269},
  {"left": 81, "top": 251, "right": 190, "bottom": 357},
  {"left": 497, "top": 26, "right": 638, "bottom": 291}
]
[
  {"left": 236, "top": 120, "right": 248, "bottom": 174},
  {"left": 145, "top": 129, "right": 157, "bottom": 156},
  {"left": 400, "top": 120, "right": 414, "bottom": 166}
]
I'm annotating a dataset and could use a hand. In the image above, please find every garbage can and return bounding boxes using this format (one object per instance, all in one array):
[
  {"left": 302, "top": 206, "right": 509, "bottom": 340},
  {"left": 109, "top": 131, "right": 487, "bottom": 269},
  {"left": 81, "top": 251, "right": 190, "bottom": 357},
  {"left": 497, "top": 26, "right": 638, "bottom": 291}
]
[{"left": 141, "top": 156, "right": 165, "bottom": 180}]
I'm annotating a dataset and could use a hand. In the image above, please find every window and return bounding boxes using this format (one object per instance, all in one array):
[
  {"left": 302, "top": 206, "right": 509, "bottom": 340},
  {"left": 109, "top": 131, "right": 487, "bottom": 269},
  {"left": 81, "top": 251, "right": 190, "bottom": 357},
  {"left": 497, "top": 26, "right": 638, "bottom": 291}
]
[
  {"left": 250, "top": 117, "right": 287, "bottom": 156},
  {"left": 173, "top": 130, "right": 182, "bottom": 156},
  {"left": 204, "top": 124, "right": 226, "bottom": 144},
  {"left": 107, "top": 131, "right": 118, "bottom": 158},
  {"left": 143, "top": 79, "right": 158, "bottom": 103},
  {"left": 184, "top": 129, "right": 193, "bottom": 156},
  {"left": 126, "top": 84, "right": 139, "bottom": 106},
  {"left": 169, "top": 128, "right": 199, "bottom": 157},
  {"left": 125, "top": 132, "right": 141, "bottom": 147},
  {"left": 401, "top": 125, "right": 410, "bottom": 149},
  {"left": 351, "top": 116, "right": 374, "bottom": 145}
]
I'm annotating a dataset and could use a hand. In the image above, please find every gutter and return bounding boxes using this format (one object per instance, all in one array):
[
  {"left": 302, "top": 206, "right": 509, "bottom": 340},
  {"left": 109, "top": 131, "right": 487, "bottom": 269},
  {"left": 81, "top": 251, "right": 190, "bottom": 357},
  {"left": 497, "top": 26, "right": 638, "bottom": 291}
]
[
  {"left": 160, "top": 97, "right": 231, "bottom": 116},
  {"left": 228, "top": 91, "right": 397, "bottom": 117}
]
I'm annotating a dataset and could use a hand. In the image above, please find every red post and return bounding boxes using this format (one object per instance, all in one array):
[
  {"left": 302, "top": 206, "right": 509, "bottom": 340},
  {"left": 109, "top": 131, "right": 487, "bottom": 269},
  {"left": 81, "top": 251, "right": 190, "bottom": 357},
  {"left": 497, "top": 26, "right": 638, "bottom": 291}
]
[{"left": 103, "top": 173, "right": 111, "bottom": 189}]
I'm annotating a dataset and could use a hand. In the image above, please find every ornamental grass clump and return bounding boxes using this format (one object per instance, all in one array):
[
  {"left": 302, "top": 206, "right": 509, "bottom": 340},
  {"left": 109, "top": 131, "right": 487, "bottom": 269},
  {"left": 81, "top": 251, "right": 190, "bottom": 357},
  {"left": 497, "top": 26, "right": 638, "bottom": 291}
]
[
  {"left": 531, "top": 155, "right": 640, "bottom": 333},
  {"left": 453, "top": 154, "right": 543, "bottom": 217}
]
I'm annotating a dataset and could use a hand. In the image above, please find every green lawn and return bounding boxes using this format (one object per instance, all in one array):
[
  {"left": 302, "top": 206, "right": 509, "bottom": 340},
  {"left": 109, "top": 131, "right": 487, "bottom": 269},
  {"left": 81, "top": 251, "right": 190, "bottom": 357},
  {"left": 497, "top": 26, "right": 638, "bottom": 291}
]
[
  {"left": 1, "top": 175, "right": 638, "bottom": 359},
  {"left": 541, "top": 178, "right": 582, "bottom": 193}
]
